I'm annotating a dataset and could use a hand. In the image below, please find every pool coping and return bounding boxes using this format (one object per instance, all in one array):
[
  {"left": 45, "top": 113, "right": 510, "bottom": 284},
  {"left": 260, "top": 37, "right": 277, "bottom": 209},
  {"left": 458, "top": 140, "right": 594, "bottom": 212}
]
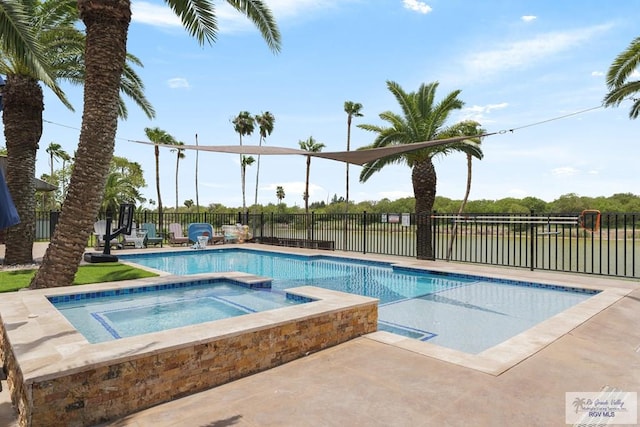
[
  {"left": 172, "top": 245, "right": 635, "bottom": 376},
  {"left": 0, "top": 272, "right": 378, "bottom": 384}
]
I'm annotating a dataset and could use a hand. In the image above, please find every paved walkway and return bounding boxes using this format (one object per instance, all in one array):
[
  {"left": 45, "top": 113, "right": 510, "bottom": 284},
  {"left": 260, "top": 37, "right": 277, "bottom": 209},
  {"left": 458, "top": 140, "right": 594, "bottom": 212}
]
[{"left": 1, "top": 243, "right": 638, "bottom": 426}]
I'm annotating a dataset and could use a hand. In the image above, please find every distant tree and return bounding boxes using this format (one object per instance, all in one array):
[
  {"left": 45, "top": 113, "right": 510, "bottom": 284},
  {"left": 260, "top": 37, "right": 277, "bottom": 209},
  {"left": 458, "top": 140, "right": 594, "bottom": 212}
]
[
  {"left": 233, "top": 111, "right": 255, "bottom": 213},
  {"left": 358, "top": 80, "right": 481, "bottom": 260},
  {"left": 184, "top": 199, "right": 194, "bottom": 209},
  {"left": 241, "top": 155, "right": 255, "bottom": 215},
  {"left": 603, "top": 36, "right": 640, "bottom": 119},
  {"left": 108, "top": 156, "right": 146, "bottom": 208},
  {"left": 344, "top": 101, "right": 363, "bottom": 213},
  {"left": 144, "top": 127, "right": 176, "bottom": 233},
  {"left": 298, "top": 136, "right": 326, "bottom": 215},
  {"left": 549, "top": 193, "right": 589, "bottom": 213},
  {"left": 101, "top": 171, "right": 144, "bottom": 214},
  {"left": 276, "top": 185, "right": 285, "bottom": 205},
  {"left": 45, "top": 142, "right": 70, "bottom": 209},
  {"left": 110, "top": 156, "right": 146, "bottom": 189},
  {"left": 254, "top": 111, "right": 275, "bottom": 208},
  {"left": 171, "top": 141, "right": 185, "bottom": 210},
  {"left": 299, "top": 136, "right": 325, "bottom": 239}
]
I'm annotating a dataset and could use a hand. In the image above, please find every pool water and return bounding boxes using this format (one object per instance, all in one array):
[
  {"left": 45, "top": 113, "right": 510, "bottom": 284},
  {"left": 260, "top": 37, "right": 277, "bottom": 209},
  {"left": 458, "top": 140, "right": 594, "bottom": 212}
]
[
  {"left": 122, "top": 249, "right": 598, "bottom": 353},
  {"left": 50, "top": 278, "right": 308, "bottom": 343}
]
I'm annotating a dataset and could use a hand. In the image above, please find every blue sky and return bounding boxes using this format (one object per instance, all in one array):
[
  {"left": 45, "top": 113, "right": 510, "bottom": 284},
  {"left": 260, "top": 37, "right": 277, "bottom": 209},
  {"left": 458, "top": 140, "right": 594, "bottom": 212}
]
[{"left": 15, "top": 0, "right": 640, "bottom": 208}]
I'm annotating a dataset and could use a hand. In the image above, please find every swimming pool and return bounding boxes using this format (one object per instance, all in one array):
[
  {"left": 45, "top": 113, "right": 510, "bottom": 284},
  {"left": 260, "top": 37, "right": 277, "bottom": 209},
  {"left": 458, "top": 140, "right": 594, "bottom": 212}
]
[
  {"left": 50, "top": 277, "right": 310, "bottom": 343},
  {"left": 122, "top": 249, "right": 599, "bottom": 354}
]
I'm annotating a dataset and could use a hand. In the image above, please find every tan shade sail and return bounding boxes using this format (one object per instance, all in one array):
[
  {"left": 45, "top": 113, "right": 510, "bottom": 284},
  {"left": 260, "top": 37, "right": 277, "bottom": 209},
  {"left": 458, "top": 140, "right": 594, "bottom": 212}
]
[{"left": 129, "top": 133, "right": 493, "bottom": 166}]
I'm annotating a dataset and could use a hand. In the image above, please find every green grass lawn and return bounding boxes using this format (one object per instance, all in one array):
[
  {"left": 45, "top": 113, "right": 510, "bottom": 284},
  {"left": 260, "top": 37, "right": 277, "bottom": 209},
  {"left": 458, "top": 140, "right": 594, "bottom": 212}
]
[{"left": 0, "top": 263, "right": 158, "bottom": 293}]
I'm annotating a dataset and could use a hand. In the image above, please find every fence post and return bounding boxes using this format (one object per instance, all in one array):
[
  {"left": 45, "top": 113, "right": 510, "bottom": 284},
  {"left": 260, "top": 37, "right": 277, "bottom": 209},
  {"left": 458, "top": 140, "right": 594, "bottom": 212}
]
[
  {"left": 270, "top": 212, "right": 274, "bottom": 240},
  {"left": 529, "top": 209, "right": 535, "bottom": 271},
  {"left": 311, "top": 212, "right": 315, "bottom": 240},
  {"left": 432, "top": 210, "right": 437, "bottom": 259},
  {"left": 362, "top": 211, "right": 367, "bottom": 254},
  {"left": 49, "top": 210, "right": 60, "bottom": 241}
]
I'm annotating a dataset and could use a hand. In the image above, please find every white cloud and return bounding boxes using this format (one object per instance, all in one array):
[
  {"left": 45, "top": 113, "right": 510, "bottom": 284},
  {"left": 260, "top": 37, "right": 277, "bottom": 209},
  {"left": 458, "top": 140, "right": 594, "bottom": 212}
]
[
  {"left": 591, "top": 71, "right": 604, "bottom": 77},
  {"left": 461, "top": 102, "right": 509, "bottom": 122},
  {"left": 461, "top": 24, "right": 612, "bottom": 79},
  {"left": 132, "top": 0, "right": 356, "bottom": 33},
  {"left": 403, "top": 0, "right": 432, "bottom": 14},
  {"left": 551, "top": 166, "right": 579, "bottom": 176},
  {"left": 132, "top": 2, "right": 181, "bottom": 27},
  {"left": 521, "top": 15, "right": 537, "bottom": 22},
  {"left": 167, "top": 78, "right": 190, "bottom": 89}
]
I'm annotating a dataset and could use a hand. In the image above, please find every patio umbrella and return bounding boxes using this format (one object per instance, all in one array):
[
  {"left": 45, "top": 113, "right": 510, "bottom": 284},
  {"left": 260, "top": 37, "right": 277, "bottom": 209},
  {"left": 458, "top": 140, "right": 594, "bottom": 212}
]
[{"left": 0, "top": 167, "right": 20, "bottom": 230}]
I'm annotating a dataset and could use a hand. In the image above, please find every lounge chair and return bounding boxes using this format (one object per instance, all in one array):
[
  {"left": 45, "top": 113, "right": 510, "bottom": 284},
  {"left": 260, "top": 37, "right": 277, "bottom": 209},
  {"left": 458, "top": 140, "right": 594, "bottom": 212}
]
[
  {"left": 121, "top": 222, "right": 147, "bottom": 249},
  {"left": 168, "top": 223, "right": 189, "bottom": 246},
  {"left": 141, "top": 223, "right": 163, "bottom": 247},
  {"left": 93, "top": 220, "right": 119, "bottom": 249}
]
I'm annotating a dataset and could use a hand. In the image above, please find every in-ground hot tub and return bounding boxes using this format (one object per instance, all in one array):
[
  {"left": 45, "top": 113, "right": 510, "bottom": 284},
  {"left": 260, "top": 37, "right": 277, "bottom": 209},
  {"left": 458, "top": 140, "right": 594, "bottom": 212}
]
[{"left": 0, "top": 272, "right": 377, "bottom": 426}]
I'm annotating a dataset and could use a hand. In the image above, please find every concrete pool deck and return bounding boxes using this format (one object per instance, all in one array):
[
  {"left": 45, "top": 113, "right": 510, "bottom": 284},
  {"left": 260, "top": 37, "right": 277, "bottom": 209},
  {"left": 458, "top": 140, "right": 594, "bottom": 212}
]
[{"left": 1, "top": 243, "right": 639, "bottom": 426}]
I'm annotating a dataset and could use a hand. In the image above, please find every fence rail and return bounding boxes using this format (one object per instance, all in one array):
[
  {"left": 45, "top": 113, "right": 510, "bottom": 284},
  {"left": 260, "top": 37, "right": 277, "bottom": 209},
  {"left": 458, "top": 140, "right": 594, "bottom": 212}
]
[{"left": 37, "top": 210, "right": 639, "bottom": 279}]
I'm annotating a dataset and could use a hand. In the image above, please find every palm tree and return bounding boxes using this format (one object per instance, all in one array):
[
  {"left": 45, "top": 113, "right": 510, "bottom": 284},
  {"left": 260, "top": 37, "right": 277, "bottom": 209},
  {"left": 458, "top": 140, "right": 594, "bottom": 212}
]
[
  {"left": 276, "top": 185, "right": 285, "bottom": 206},
  {"left": 0, "top": 0, "right": 58, "bottom": 88},
  {"left": 31, "top": 0, "right": 280, "bottom": 289},
  {"left": 298, "top": 136, "right": 325, "bottom": 212},
  {"left": 343, "top": 101, "right": 363, "bottom": 250},
  {"left": 241, "top": 155, "right": 255, "bottom": 214},
  {"left": 438, "top": 120, "right": 485, "bottom": 260},
  {"left": 254, "top": 111, "right": 275, "bottom": 209},
  {"left": 100, "top": 171, "right": 144, "bottom": 215},
  {"left": 358, "top": 81, "right": 481, "bottom": 260},
  {"left": 145, "top": 127, "right": 176, "bottom": 235},
  {"left": 603, "top": 36, "right": 640, "bottom": 119},
  {"left": 45, "top": 142, "right": 66, "bottom": 209},
  {"left": 2, "top": 0, "right": 154, "bottom": 266},
  {"left": 299, "top": 137, "right": 325, "bottom": 239},
  {"left": 233, "top": 111, "right": 255, "bottom": 213},
  {"left": 1, "top": 0, "right": 74, "bottom": 266},
  {"left": 171, "top": 141, "right": 185, "bottom": 210},
  {"left": 343, "top": 101, "right": 363, "bottom": 213}
]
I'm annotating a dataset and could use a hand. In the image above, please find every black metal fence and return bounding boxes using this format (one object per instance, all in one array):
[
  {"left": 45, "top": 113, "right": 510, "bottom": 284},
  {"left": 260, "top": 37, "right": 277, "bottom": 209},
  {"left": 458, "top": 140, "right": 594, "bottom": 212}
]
[{"left": 37, "top": 210, "right": 639, "bottom": 279}]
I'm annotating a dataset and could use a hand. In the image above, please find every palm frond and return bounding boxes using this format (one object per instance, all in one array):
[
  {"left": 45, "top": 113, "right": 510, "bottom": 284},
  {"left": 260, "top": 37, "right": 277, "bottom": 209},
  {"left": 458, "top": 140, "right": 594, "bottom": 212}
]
[
  {"left": 606, "top": 36, "right": 640, "bottom": 89},
  {"left": 226, "top": 0, "right": 281, "bottom": 53},
  {"left": 0, "top": 0, "right": 58, "bottom": 89},
  {"left": 167, "top": 0, "right": 219, "bottom": 45}
]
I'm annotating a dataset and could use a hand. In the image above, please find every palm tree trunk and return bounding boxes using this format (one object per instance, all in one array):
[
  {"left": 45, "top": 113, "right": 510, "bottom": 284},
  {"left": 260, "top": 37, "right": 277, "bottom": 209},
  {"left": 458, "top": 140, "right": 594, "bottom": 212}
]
[
  {"left": 241, "top": 163, "right": 247, "bottom": 215},
  {"left": 447, "top": 154, "right": 473, "bottom": 260},
  {"left": 155, "top": 144, "right": 163, "bottom": 233},
  {"left": 2, "top": 76, "right": 43, "bottom": 265},
  {"left": 30, "top": 0, "right": 130, "bottom": 288},
  {"left": 412, "top": 158, "right": 437, "bottom": 260},
  {"left": 254, "top": 138, "right": 262, "bottom": 212}
]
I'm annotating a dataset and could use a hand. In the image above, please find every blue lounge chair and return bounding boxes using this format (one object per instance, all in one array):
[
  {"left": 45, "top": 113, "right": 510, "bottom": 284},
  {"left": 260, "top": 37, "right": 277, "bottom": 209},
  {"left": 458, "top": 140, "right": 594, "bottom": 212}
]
[{"left": 141, "top": 223, "right": 163, "bottom": 247}]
